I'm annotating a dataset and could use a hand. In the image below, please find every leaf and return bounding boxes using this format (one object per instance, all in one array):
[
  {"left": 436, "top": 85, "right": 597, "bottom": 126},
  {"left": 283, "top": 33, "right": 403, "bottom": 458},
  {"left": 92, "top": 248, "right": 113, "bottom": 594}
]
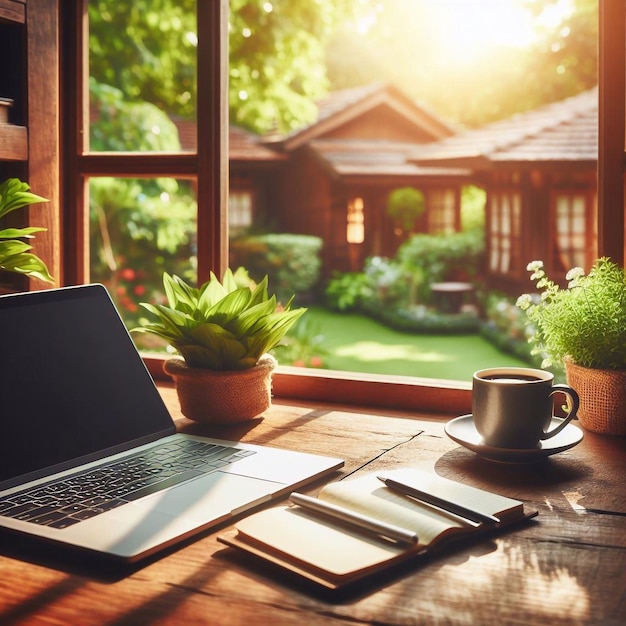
[
  {"left": 205, "top": 287, "right": 251, "bottom": 326},
  {"left": 0, "top": 240, "right": 32, "bottom": 257},
  {"left": 198, "top": 277, "right": 229, "bottom": 314},
  {"left": 0, "top": 178, "right": 48, "bottom": 219},
  {"left": 0, "top": 252, "right": 54, "bottom": 283},
  {"left": 163, "top": 273, "right": 198, "bottom": 314},
  {"left": 0, "top": 226, "right": 47, "bottom": 239}
]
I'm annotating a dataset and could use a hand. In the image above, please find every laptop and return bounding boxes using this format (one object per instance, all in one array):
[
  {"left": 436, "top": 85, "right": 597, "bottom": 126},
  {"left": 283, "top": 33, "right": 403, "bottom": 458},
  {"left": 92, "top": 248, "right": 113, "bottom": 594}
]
[{"left": 0, "top": 284, "right": 343, "bottom": 562}]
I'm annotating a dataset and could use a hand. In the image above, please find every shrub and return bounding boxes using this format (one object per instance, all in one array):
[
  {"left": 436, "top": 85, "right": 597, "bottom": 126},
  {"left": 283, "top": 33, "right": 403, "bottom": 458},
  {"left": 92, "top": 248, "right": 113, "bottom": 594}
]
[
  {"left": 230, "top": 233, "right": 323, "bottom": 303},
  {"left": 395, "top": 230, "right": 485, "bottom": 302},
  {"left": 362, "top": 301, "right": 480, "bottom": 334},
  {"left": 387, "top": 186, "right": 425, "bottom": 234},
  {"left": 325, "top": 271, "right": 373, "bottom": 311}
]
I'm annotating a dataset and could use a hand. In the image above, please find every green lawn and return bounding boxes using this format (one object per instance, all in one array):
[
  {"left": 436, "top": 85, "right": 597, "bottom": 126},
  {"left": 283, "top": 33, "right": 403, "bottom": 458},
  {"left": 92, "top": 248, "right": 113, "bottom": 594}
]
[{"left": 304, "top": 307, "right": 529, "bottom": 384}]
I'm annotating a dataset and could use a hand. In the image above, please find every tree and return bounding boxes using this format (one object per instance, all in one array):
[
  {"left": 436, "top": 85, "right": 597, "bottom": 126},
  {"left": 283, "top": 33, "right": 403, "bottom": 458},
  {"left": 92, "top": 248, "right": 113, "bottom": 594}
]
[
  {"left": 89, "top": 0, "right": 369, "bottom": 134},
  {"left": 387, "top": 187, "right": 425, "bottom": 235}
]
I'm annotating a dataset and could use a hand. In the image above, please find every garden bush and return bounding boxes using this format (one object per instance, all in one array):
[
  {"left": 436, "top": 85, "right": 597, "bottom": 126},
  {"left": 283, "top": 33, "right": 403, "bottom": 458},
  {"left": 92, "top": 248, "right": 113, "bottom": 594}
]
[
  {"left": 230, "top": 233, "right": 323, "bottom": 303},
  {"left": 396, "top": 229, "right": 485, "bottom": 302}
]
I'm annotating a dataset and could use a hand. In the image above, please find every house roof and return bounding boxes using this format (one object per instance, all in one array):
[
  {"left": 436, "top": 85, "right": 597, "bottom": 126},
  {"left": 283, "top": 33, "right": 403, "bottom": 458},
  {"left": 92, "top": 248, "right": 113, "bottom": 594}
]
[
  {"left": 411, "top": 87, "right": 598, "bottom": 170},
  {"left": 310, "top": 138, "right": 469, "bottom": 180},
  {"left": 229, "top": 125, "right": 286, "bottom": 162},
  {"left": 276, "top": 83, "right": 457, "bottom": 152}
]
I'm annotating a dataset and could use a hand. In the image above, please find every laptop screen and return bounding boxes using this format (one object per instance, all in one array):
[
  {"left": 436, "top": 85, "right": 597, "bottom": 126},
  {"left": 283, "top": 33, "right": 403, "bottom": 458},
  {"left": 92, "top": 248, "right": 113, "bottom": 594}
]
[{"left": 0, "top": 285, "right": 175, "bottom": 488}]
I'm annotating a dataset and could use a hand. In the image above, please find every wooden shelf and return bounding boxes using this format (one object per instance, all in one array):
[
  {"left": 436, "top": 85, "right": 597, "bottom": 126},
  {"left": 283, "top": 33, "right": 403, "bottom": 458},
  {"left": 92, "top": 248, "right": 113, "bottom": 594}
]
[
  {"left": 0, "top": 124, "right": 27, "bottom": 160},
  {"left": 0, "top": 0, "right": 25, "bottom": 25}
]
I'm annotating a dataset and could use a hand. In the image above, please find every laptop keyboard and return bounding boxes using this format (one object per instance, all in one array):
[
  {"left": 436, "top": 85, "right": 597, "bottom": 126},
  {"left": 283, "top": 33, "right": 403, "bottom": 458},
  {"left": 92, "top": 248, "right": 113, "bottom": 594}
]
[{"left": 0, "top": 439, "right": 255, "bottom": 530}]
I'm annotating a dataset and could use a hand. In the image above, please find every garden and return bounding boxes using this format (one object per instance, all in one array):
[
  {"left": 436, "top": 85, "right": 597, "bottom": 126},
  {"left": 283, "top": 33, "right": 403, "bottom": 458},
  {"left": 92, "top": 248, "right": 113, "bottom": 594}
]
[{"left": 223, "top": 224, "right": 541, "bottom": 383}]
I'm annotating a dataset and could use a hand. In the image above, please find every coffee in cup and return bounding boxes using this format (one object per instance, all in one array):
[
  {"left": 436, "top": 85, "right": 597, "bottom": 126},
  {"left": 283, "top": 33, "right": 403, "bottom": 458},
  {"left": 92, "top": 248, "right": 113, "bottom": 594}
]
[{"left": 472, "top": 367, "right": 579, "bottom": 449}]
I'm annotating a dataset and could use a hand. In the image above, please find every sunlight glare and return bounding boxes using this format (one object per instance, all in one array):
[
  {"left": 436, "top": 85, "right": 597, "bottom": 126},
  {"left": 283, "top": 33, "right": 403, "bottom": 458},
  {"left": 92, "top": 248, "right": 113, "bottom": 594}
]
[
  {"left": 335, "top": 342, "right": 453, "bottom": 363},
  {"left": 434, "top": 1, "right": 537, "bottom": 65}
]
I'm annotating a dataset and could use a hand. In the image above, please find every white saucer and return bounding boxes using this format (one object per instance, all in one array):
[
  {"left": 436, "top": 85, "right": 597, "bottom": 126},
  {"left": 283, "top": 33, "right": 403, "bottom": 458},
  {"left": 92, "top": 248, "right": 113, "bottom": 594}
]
[{"left": 444, "top": 414, "right": 584, "bottom": 463}]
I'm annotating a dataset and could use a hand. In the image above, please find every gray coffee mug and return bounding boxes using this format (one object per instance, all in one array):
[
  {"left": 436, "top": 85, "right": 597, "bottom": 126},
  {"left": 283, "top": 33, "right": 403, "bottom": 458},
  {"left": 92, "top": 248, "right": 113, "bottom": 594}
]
[{"left": 472, "top": 367, "right": 579, "bottom": 449}]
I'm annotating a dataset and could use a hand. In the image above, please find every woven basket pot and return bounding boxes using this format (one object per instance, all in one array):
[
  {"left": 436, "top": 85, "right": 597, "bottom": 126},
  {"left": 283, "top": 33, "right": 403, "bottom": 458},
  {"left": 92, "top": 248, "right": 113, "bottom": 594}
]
[
  {"left": 564, "top": 359, "right": 626, "bottom": 435},
  {"left": 163, "top": 354, "right": 277, "bottom": 424}
]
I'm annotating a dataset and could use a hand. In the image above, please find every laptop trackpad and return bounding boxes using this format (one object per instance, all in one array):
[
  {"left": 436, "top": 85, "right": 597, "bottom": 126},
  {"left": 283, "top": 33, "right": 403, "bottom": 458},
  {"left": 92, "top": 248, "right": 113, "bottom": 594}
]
[{"left": 142, "top": 471, "right": 277, "bottom": 523}]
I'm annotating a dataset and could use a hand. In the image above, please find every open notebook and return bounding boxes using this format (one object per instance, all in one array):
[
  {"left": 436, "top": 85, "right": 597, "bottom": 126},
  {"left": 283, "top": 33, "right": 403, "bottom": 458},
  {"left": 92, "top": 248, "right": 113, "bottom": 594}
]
[{"left": 218, "top": 469, "right": 536, "bottom": 590}]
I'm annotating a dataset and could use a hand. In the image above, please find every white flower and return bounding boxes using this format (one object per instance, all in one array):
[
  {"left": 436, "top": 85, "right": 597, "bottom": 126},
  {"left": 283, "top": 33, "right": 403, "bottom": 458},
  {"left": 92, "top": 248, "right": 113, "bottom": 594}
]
[
  {"left": 516, "top": 293, "right": 533, "bottom": 310},
  {"left": 565, "top": 267, "right": 585, "bottom": 281},
  {"left": 526, "top": 260, "right": 544, "bottom": 272}
]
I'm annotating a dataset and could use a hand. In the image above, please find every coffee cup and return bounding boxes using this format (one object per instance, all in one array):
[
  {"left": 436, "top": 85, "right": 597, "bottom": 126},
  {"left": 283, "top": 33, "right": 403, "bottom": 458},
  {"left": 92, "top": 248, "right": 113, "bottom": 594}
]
[{"left": 472, "top": 367, "right": 579, "bottom": 449}]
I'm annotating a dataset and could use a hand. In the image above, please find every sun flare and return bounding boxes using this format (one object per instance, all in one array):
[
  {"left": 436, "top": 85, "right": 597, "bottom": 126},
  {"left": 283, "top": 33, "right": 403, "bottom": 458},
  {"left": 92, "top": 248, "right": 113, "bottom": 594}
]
[{"left": 425, "top": 0, "right": 573, "bottom": 66}]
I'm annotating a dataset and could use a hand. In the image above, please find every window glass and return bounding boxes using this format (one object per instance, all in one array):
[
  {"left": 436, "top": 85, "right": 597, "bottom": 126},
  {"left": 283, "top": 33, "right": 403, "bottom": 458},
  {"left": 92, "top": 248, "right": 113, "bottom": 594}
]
[
  {"left": 88, "top": 0, "right": 197, "bottom": 153},
  {"left": 428, "top": 189, "right": 456, "bottom": 234},
  {"left": 78, "top": 1, "right": 600, "bottom": 385},
  {"left": 555, "top": 192, "right": 589, "bottom": 270},
  {"left": 347, "top": 197, "right": 365, "bottom": 244},
  {"left": 89, "top": 176, "right": 197, "bottom": 347}
]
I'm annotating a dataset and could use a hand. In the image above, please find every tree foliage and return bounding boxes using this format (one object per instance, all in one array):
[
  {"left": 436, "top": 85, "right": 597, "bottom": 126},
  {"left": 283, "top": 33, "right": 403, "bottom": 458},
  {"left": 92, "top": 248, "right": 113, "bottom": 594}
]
[{"left": 89, "top": 0, "right": 366, "bottom": 134}]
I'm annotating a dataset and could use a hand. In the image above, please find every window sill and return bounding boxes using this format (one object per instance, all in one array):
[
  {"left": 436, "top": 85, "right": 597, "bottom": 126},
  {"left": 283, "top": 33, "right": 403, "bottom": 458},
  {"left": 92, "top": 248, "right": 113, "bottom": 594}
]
[{"left": 144, "top": 356, "right": 472, "bottom": 417}]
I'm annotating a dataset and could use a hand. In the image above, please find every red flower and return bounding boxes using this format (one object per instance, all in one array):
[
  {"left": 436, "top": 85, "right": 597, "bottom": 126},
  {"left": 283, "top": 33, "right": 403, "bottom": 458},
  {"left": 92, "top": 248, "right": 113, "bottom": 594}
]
[{"left": 119, "top": 268, "right": 136, "bottom": 281}]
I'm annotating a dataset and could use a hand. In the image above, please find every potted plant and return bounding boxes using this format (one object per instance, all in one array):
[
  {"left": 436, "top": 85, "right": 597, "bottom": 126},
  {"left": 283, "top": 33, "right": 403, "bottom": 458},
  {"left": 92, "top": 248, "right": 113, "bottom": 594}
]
[
  {"left": 517, "top": 258, "right": 626, "bottom": 435},
  {"left": 0, "top": 178, "right": 53, "bottom": 283},
  {"left": 133, "top": 269, "right": 306, "bottom": 424}
]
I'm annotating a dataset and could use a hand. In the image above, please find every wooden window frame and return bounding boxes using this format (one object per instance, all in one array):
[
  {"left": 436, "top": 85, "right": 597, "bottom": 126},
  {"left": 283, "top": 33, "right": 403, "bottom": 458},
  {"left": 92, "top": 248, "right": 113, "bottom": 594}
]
[
  {"left": 54, "top": 1, "right": 625, "bottom": 417},
  {"left": 61, "top": 0, "right": 228, "bottom": 287}
]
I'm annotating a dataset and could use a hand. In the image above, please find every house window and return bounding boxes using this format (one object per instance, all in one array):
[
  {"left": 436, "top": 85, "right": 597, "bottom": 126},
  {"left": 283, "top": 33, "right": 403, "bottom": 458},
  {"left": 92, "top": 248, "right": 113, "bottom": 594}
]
[
  {"left": 347, "top": 197, "right": 365, "bottom": 244},
  {"left": 427, "top": 189, "right": 456, "bottom": 234},
  {"left": 553, "top": 192, "right": 595, "bottom": 271},
  {"left": 489, "top": 191, "right": 521, "bottom": 274},
  {"left": 229, "top": 190, "right": 254, "bottom": 231}
]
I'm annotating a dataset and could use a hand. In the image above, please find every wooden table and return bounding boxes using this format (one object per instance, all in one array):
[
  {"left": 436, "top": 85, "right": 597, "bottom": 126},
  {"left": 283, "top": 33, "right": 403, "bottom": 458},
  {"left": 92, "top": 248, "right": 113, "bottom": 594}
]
[
  {"left": 1, "top": 383, "right": 625, "bottom": 625},
  {"left": 430, "top": 282, "right": 474, "bottom": 314}
]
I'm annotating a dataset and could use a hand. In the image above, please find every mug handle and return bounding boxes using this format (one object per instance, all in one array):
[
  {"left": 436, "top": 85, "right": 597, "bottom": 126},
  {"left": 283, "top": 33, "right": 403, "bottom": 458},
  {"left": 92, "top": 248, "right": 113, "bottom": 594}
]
[{"left": 541, "top": 384, "right": 580, "bottom": 440}]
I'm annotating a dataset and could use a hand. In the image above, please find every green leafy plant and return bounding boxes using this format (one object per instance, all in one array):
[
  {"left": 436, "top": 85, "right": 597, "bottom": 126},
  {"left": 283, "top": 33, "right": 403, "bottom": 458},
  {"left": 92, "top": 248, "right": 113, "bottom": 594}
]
[
  {"left": 133, "top": 268, "right": 307, "bottom": 370},
  {"left": 0, "top": 178, "right": 53, "bottom": 283},
  {"left": 386, "top": 186, "right": 425, "bottom": 234},
  {"left": 516, "top": 258, "right": 626, "bottom": 370}
]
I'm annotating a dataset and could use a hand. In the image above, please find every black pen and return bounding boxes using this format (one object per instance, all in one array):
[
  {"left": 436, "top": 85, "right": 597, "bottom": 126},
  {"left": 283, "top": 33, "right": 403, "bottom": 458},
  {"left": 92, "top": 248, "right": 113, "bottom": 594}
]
[{"left": 377, "top": 476, "right": 501, "bottom": 525}]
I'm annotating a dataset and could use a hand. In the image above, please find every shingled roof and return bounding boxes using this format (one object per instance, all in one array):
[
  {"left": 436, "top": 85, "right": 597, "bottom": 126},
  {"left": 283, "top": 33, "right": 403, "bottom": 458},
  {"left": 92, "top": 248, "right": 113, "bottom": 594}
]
[
  {"left": 411, "top": 87, "right": 598, "bottom": 170},
  {"left": 265, "top": 83, "right": 468, "bottom": 180},
  {"left": 309, "top": 138, "right": 469, "bottom": 179},
  {"left": 277, "top": 83, "right": 456, "bottom": 152}
]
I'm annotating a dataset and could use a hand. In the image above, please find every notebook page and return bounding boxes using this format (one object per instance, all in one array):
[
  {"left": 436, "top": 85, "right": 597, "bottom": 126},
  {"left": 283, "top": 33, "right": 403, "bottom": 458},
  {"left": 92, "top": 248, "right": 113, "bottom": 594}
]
[
  {"left": 319, "top": 472, "right": 465, "bottom": 545},
  {"left": 320, "top": 469, "right": 523, "bottom": 528},
  {"left": 235, "top": 506, "right": 406, "bottom": 577}
]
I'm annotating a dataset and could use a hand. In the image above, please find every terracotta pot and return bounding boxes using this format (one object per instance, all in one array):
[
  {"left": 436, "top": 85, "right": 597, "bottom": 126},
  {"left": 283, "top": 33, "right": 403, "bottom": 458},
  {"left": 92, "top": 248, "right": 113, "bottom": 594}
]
[
  {"left": 564, "top": 359, "right": 626, "bottom": 435},
  {"left": 163, "top": 354, "right": 277, "bottom": 424}
]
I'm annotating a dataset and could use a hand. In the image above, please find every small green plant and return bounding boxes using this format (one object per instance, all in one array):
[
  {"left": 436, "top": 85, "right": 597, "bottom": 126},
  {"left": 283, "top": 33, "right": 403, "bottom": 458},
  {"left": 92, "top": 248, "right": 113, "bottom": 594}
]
[
  {"left": 386, "top": 186, "right": 425, "bottom": 234},
  {"left": 516, "top": 258, "right": 626, "bottom": 370},
  {"left": 0, "top": 178, "right": 53, "bottom": 283},
  {"left": 325, "top": 271, "right": 373, "bottom": 311},
  {"left": 133, "top": 269, "right": 307, "bottom": 370}
]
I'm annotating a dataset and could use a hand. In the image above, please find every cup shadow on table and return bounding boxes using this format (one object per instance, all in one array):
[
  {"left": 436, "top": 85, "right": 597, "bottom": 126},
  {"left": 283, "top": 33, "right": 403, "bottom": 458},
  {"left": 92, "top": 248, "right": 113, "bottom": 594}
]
[{"left": 433, "top": 444, "right": 591, "bottom": 491}]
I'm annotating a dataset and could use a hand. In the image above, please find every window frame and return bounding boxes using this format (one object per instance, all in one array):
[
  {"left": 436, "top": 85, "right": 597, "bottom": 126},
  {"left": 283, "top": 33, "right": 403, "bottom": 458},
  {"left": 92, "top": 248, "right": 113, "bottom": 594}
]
[
  {"left": 61, "top": 0, "right": 229, "bottom": 287},
  {"left": 57, "top": 1, "right": 625, "bottom": 416}
]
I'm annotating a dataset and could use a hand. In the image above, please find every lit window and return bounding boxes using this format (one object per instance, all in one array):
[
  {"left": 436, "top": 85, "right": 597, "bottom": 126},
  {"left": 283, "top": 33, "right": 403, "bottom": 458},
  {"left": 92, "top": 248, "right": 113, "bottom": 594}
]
[
  {"left": 554, "top": 192, "right": 596, "bottom": 270},
  {"left": 428, "top": 189, "right": 456, "bottom": 234},
  {"left": 347, "top": 197, "right": 365, "bottom": 244},
  {"left": 229, "top": 191, "right": 254, "bottom": 230}
]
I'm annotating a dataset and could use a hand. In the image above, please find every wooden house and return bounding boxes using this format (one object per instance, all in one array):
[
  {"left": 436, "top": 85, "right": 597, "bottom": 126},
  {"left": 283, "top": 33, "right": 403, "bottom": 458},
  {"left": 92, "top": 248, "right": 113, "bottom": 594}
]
[
  {"left": 412, "top": 88, "right": 598, "bottom": 296},
  {"left": 225, "top": 83, "right": 472, "bottom": 275}
]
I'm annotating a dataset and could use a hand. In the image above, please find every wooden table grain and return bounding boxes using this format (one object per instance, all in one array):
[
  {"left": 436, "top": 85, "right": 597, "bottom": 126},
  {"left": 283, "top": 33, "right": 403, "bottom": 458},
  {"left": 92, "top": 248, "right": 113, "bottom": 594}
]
[{"left": 1, "top": 383, "right": 625, "bottom": 626}]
